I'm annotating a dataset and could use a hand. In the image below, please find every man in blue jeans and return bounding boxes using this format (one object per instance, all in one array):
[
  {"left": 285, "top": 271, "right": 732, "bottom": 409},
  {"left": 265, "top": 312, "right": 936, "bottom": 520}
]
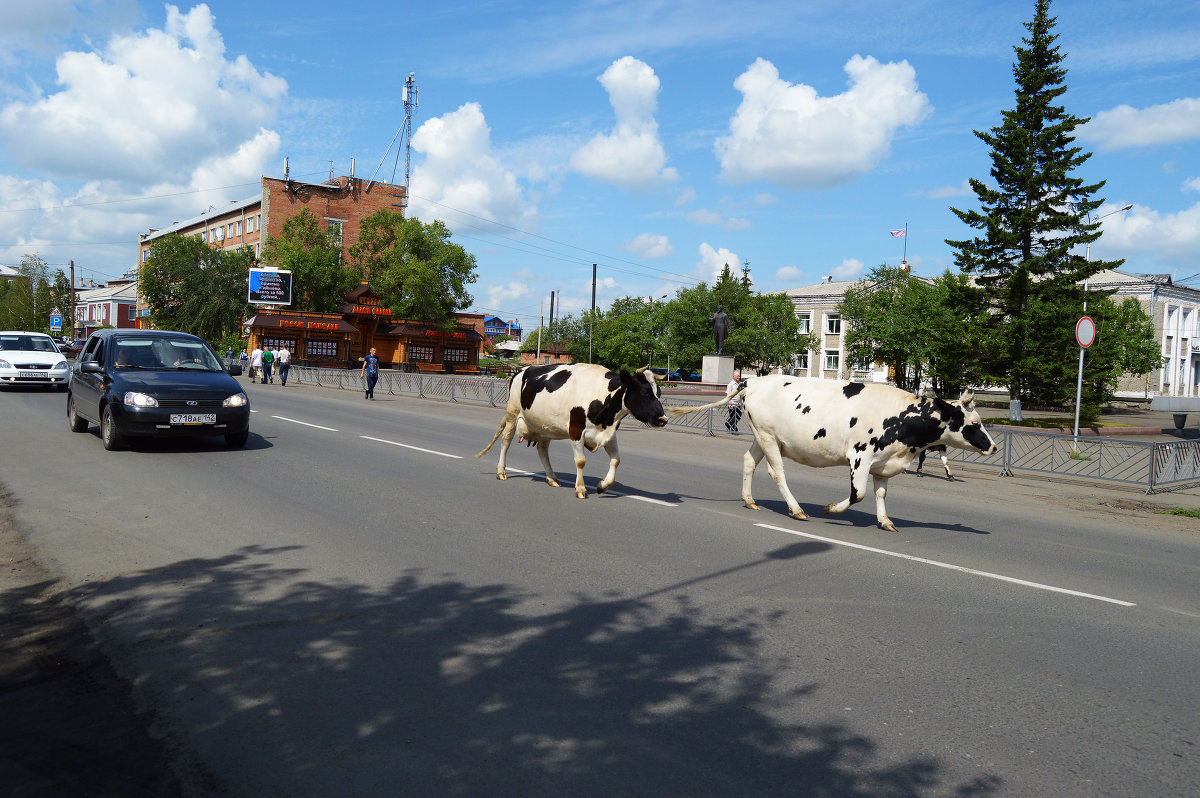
[{"left": 360, "top": 347, "right": 380, "bottom": 399}]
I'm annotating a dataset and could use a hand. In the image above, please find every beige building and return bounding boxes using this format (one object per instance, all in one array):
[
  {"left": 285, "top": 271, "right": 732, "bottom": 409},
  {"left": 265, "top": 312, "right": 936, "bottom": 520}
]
[{"left": 780, "top": 269, "right": 1200, "bottom": 398}]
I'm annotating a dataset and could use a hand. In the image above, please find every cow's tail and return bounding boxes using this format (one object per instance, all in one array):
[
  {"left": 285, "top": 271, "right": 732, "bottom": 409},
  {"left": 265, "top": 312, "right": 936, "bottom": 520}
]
[
  {"left": 666, "top": 385, "right": 748, "bottom": 418},
  {"left": 476, "top": 418, "right": 507, "bottom": 458}
]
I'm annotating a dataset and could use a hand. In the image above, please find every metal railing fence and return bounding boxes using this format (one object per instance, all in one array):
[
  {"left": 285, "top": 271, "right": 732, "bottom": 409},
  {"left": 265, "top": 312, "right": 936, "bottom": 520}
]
[{"left": 281, "top": 367, "right": 1200, "bottom": 493}]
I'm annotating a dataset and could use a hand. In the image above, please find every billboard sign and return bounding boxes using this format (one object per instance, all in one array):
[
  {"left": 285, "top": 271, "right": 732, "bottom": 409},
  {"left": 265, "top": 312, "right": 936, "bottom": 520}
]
[{"left": 248, "top": 268, "right": 292, "bottom": 305}]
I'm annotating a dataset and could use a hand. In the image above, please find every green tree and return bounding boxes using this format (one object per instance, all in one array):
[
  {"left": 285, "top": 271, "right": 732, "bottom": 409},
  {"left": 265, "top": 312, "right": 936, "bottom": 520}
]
[
  {"left": 138, "top": 233, "right": 252, "bottom": 343},
  {"left": 260, "top": 208, "right": 361, "bottom": 312},
  {"left": 348, "top": 211, "right": 476, "bottom": 326},
  {"left": 946, "top": 0, "right": 1120, "bottom": 403}
]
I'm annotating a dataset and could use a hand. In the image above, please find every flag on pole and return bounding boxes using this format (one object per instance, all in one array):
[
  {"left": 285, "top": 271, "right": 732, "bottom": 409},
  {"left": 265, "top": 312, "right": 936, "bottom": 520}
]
[{"left": 889, "top": 229, "right": 906, "bottom": 238}]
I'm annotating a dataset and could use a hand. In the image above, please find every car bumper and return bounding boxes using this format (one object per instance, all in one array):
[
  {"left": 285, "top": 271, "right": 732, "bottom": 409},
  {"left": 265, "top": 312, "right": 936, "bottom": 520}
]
[
  {"left": 0, "top": 371, "right": 69, "bottom": 386},
  {"left": 109, "top": 404, "right": 251, "bottom": 437}
]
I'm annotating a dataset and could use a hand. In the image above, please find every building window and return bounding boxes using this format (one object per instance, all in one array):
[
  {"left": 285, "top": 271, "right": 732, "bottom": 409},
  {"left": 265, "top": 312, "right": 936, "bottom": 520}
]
[
  {"left": 408, "top": 344, "right": 434, "bottom": 362},
  {"left": 247, "top": 216, "right": 255, "bottom": 233},
  {"left": 824, "top": 349, "right": 840, "bottom": 371},
  {"left": 794, "top": 351, "right": 809, "bottom": 371},
  {"left": 127, "top": 305, "right": 135, "bottom": 321},
  {"left": 796, "top": 312, "right": 811, "bottom": 334},
  {"left": 256, "top": 214, "right": 261, "bottom": 231},
  {"left": 306, "top": 339, "right": 338, "bottom": 358},
  {"left": 217, "top": 226, "right": 225, "bottom": 242},
  {"left": 326, "top": 219, "right": 344, "bottom": 247},
  {"left": 262, "top": 337, "right": 296, "bottom": 352},
  {"left": 236, "top": 219, "right": 243, "bottom": 236},
  {"left": 443, "top": 347, "right": 469, "bottom": 364},
  {"left": 825, "top": 313, "right": 841, "bottom": 335}
]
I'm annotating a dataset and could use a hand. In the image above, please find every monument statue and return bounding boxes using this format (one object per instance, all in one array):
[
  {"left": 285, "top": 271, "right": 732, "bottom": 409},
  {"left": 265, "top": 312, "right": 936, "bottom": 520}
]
[{"left": 709, "top": 304, "right": 731, "bottom": 355}]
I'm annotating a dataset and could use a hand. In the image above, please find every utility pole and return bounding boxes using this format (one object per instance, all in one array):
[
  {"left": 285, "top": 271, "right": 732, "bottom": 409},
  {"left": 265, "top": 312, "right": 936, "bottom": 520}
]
[
  {"left": 589, "top": 264, "right": 597, "bottom": 363},
  {"left": 69, "top": 260, "right": 76, "bottom": 337}
]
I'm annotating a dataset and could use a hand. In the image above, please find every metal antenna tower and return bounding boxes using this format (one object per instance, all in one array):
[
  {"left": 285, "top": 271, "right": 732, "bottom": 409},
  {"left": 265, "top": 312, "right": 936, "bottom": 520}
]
[{"left": 367, "top": 71, "right": 419, "bottom": 206}]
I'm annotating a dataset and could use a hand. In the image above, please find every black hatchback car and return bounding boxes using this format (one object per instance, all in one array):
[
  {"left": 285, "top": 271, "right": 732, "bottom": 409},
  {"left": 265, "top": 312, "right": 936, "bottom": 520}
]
[{"left": 67, "top": 329, "right": 250, "bottom": 450}]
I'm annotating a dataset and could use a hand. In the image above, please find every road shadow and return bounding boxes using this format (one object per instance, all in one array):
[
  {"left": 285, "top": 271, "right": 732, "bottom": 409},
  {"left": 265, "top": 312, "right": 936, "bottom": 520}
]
[
  {"left": 749, "top": 498, "right": 992, "bottom": 536},
  {"left": 60, "top": 545, "right": 1004, "bottom": 797},
  {"left": 84, "top": 430, "right": 273, "bottom": 452}
]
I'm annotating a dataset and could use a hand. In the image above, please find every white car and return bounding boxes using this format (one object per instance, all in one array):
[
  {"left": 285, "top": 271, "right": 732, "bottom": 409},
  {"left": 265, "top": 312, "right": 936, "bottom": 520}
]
[{"left": 0, "top": 330, "right": 71, "bottom": 390}]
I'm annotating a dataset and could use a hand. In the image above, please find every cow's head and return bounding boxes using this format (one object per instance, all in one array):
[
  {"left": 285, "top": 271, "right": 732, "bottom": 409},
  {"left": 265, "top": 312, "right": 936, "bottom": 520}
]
[
  {"left": 941, "top": 389, "right": 997, "bottom": 455},
  {"left": 626, "top": 367, "right": 668, "bottom": 427}
]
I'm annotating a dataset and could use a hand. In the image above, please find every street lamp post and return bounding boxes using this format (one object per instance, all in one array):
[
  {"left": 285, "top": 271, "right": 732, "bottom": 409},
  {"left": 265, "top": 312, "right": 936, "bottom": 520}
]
[{"left": 1072, "top": 203, "right": 1133, "bottom": 449}]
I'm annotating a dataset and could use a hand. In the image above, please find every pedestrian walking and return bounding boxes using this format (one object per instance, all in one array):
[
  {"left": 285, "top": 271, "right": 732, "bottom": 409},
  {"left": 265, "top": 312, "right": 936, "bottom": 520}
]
[
  {"left": 361, "top": 347, "right": 380, "bottom": 400},
  {"left": 261, "top": 347, "right": 275, "bottom": 384},
  {"left": 725, "top": 369, "right": 742, "bottom": 432},
  {"left": 249, "top": 346, "right": 263, "bottom": 382},
  {"left": 278, "top": 345, "right": 291, "bottom": 386},
  {"left": 225, "top": 347, "right": 233, "bottom": 367}
]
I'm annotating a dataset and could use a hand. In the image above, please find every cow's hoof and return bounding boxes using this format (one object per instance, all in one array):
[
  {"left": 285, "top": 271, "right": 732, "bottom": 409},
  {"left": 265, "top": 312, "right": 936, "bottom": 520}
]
[
  {"left": 822, "top": 503, "right": 838, "bottom": 514},
  {"left": 879, "top": 520, "right": 898, "bottom": 533},
  {"left": 596, "top": 486, "right": 608, "bottom": 495},
  {"left": 790, "top": 509, "right": 808, "bottom": 520},
  {"left": 497, "top": 473, "right": 507, "bottom": 481},
  {"left": 546, "top": 479, "right": 560, "bottom": 488},
  {"left": 743, "top": 501, "right": 759, "bottom": 511},
  {"left": 575, "top": 490, "right": 588, "bottom": 499}
]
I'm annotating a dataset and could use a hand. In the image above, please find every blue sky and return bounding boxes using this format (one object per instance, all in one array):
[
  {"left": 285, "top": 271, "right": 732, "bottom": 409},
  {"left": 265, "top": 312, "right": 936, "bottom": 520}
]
[{"left": 1, "top": 1, "right": 1198, "bottom": 332}]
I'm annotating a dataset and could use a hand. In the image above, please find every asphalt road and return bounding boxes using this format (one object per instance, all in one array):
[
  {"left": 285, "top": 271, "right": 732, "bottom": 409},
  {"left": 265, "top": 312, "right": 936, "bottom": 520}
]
[{"left": 2, "top": 379, "right": 1199, "bottom": 797}]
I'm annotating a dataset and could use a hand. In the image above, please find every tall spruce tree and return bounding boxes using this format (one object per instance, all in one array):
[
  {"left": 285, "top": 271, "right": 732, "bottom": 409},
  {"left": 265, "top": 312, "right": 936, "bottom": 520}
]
[{"left": 946, "top": 0, "right": 1122, "bottom": 402}]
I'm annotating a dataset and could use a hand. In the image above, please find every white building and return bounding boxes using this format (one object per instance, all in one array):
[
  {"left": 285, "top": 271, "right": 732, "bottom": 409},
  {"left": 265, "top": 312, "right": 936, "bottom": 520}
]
[{"left": 780, "top": 270, "right": 1200, "bottom": 398}]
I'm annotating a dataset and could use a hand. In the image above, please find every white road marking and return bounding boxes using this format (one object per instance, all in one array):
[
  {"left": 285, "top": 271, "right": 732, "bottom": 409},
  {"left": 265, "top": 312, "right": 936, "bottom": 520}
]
[
  {"left": 755, "top": 523, "right": 1136, "bottom": 607},
  {"left": 1159, "top": 606, "right": 1200, "bottom": 620},
  {"left": 272, "top": 415, "right": 338, "bottom": 432},
  {"left": 360, "top": 436, "right": 462, "bottom": 459},
  {"left": 606, "top": 491, "right": 679, "bottom": 507}
]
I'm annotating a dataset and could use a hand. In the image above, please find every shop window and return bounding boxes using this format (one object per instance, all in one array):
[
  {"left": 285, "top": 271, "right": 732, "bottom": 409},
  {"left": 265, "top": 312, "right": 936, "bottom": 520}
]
[
  {"left": 443, "top": 347, "right": 469, "bottom": 363},
  {"left": 262, "top": 337, "right": 296, "bottom": 352},
  {"left": 306, "top": 339, "right": 339, "bottom": 358},
  {"left": 409, "top": 344, "right": 434, "bottom": 362}
]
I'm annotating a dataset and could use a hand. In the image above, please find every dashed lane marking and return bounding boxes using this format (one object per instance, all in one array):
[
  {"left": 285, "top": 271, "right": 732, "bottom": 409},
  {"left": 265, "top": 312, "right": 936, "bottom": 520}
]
[
  {"left": 756, "top": 523, "right": 1136, "bottom": 607},
  {"left": 271, "top": 415, "right": 338, "bottom": 432},
  {"left": 360, "top": 436, "right": 462, "bottom": 459}
]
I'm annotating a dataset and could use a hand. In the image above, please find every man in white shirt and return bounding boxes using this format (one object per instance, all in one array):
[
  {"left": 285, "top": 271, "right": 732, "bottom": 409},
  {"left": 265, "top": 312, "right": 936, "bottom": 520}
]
[
  {"left": 249, "top": 346, "right": 263, "bottom": 382},
  {"left": 725, "top": 369, "right": 742, "bottom": 432},
  {"left": 277, "top": 346, "right": 291, "bottom": 386}
]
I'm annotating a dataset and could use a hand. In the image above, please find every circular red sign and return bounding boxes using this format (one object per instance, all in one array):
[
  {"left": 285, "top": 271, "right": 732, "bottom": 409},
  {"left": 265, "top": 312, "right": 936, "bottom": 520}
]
[{"left": 1076, "top": 316, "right": 1096, "bottom": 348}]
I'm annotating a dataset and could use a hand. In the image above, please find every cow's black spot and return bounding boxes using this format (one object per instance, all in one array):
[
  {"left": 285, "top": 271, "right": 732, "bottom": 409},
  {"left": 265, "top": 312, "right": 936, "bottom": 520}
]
[
  {"left": 849, "top": 416, "right": 857, "bottom": 427},
  {"left": 587, "top": 391, "right": 624, "bottom": 429},
  {"left": 843, "top": 382, "right": 865, "bottom": 399},
  {"left": 520, "top": 364, "right": 573, "bottom": 410},
  {"left": 802, "top": 405, "right": 812, "bottom": 414},
  {"left": 853, "top": 441, "right": 868, "bottom": 452},
  {"left": 569, "top": 406, "right": 586, "bottom": 441},
  {"left": 814, "top": 428, "right": 827, "bottom": 440},
  {"left": 853, "top": 457, "right": 861, "bottom": 471},
  {"left": 870, "top": 401, "right": 949, "bottom": 453}
]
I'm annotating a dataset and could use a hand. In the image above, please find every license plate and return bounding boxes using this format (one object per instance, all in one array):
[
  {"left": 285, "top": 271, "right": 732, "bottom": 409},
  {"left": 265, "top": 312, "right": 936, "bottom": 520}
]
[{"left": 170, "top": 413, "right": 217, "bottom": 425}]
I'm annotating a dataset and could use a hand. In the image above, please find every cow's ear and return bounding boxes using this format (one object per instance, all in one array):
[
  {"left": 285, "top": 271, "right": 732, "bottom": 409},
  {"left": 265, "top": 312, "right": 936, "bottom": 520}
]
[{"left": 958, "top": 389, "right": 975, "bottom": 408}]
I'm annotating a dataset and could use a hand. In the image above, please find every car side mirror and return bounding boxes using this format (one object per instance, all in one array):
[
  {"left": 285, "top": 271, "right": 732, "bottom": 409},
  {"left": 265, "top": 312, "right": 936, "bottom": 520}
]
[
  {"left": 81, "top": 361, "right": 105, "bottom": 374},
  {"left": 227, "top": 364, "right": 243, "bottom": 376}
]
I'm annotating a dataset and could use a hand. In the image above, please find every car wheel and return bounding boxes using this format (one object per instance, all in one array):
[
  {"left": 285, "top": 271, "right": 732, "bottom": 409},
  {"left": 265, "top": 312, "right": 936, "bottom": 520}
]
[
  {"left": 68, "top": 394, "right": 88, "bottom": 432},
  {"left": 225, "top": 430, "right": 249, "bottom": 448},
  {"left": 101, "top": 406, "right": 123, "bottom": 451}
]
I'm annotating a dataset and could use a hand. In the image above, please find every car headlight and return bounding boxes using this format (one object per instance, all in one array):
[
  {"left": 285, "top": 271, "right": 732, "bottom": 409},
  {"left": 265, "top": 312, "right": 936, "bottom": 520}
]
[
  {"left": 51, "top": 361, "right": 69, "bottom": 371},
  {"left": 223, "top": 392, "right": 248, "bottom": 408},
  {"left": 0, "top": 359, "right": 10, "bottom": 368},
  {"left": 123, "top": 392, "right": 159, "bottom": 407}
]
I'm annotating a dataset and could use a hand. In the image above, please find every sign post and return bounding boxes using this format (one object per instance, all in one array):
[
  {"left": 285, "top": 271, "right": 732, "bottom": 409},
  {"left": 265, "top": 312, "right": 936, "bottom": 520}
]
[{"left": 1071, "top": 316, "right": 1096, "bottom": 449}]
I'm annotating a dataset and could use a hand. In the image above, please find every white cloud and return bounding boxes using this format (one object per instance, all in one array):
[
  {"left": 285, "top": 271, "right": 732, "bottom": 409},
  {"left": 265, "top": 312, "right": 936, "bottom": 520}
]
[
  {"left": 570, "top": 56, "right": 678, "bottom": 190},
  {"left": 697, "top": 242, "right": 742, "bottom": 283},
  {"left": 408, "top": 102, "right": 537, "bottom": 233},
  {"left": 674, "top": 186, "right": 697, "bottom": 206},
  {"left": 831, "top": 258, "right": 864, "bottom": 280},
  {"left": 715, "top": 56, "right": 931, "bottom": 189},
  {"left": 0, "top": 4, "right": 285, "bottom": 186},
  {"left": 486, "top": 281, "right": 530, "bottom": 308},
  {"left": 1095, "top": 203, "right": 1200, "bottom": 269},
  {"left": 624, "top": 233, "right": 673, "bottom": 258},
  {"left": 1079, "top": 98, "right": 1200, "bottom": 150},
  {"left": 775, "top": 265, "right": 803, "bottom": 282},
  {"left": 1183, "top": 176, "right": 1200, "bottom": 192},
  {"left": 925, "top": 180, "right": 972, "bottom": 199},
  {"left": 687, "top": 208, "right": 751, "bottom": 230}
]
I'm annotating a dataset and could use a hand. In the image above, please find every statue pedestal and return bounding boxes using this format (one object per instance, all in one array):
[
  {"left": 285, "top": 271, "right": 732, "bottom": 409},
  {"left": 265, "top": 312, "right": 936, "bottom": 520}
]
[{"left": 702, "top": 355, "right": 735, "bottom": 386}]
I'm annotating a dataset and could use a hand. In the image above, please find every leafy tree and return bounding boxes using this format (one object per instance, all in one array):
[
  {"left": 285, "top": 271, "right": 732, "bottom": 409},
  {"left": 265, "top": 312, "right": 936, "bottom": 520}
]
[
  {"left": 349, "top": 211, "right": 477, "bottom": 327},
  {"left": 840, "top": 265, "right": 934, "bottom": 392},
  {"left": 946, "top": 0, "right": 1120, "bottom": 402},
  {"left": 138, "top": 233, "right": 252, "bottom": 343},
  {"left": 260, "top": 208, "right": 361, "bottom": 312}
]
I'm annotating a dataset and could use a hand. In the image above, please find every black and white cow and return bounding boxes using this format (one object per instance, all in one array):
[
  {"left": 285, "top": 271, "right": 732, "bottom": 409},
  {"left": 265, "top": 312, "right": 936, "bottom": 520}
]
[
  {"left": 477, "top": 363, "right": 668, "bottom": 498},
  {"left": 916, "top": 445, "right": 954, "bottom": 479},
  {"left": 670, "top": 375, "right": 996, "bottom": 531}
]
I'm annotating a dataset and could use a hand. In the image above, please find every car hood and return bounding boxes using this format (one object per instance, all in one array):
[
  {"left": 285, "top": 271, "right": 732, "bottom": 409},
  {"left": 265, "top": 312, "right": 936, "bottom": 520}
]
[
  {"left": 1, "top": 350, "right": 67, "bottom": 366},
  {"left": 110, "top": 370, "right": 243, "bottom": 399}
]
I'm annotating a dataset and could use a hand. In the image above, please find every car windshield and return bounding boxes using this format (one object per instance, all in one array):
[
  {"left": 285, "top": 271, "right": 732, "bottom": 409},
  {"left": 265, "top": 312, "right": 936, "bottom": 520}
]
[
  {"left": 0, "top": 334, "right": 58, "bottom": 353},
  {"left": 112, "top": 338, "right": 223, "bottom": 371}
]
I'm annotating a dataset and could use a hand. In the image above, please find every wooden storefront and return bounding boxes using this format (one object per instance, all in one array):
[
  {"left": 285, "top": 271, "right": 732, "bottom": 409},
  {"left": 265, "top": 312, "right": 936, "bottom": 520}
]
[
  {"left": 246, "top": 312, "right": 359, "bottom": 367},
  {"left": 246, "top": 283, "right": 484, "bottom": 373}
]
